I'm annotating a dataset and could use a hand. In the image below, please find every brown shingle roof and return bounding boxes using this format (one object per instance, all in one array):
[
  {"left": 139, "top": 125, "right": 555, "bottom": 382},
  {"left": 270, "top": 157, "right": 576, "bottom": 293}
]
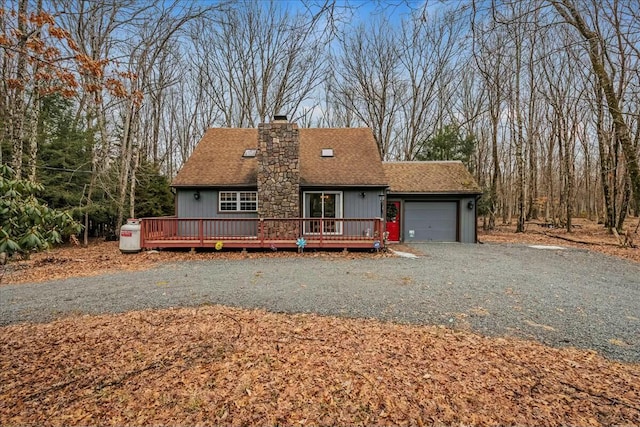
[
  {"left": 172, "top": 128, "right": 258, "bottom": 187},
  {"left": 383, "top": 161, "right": 482, "bottom": 194},
  {"left": 300, "top": 128, "right": 387, "bottom": 186},
  {"left": 172, "top": 127, "right": 388, "bottom": 187}
]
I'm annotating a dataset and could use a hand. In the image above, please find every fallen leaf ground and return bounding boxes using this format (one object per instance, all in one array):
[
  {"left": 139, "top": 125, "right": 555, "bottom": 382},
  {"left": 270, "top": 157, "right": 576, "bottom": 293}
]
[
  {"left": 1, "top": 218, "right": 639, "bottom": 425},
  {"left": 479, "top": 217, "right": 640, "bottom": 263},
  {"left": 0, "top": 241, "right": 389, "bottom": 285},
  {"left": 1, "top": 306, "right": 639, "bottom": 426},
  {"left": 1, "top": 218, "right": 637, "bottom": 286}
]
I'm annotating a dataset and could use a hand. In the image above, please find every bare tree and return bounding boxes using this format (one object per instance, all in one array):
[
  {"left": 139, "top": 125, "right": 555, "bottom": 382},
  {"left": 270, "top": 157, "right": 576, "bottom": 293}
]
[
  {"left": 114, "top": 1, "right": 211, "bottom": 229},
  {"left": 550, "top": 0, "right": 640, "bottom": 227},
  {"left": 52, "top": 0, "right": 144, "bottom": 243},
  {"left": 335, "top": 18, "right": 402, "bottom": 158},
  {"left": 471, "top": 4, "right": 507, "bottom": 229},
  {"left": 1, "top": 0, "right": 43, "bottom": 179},
  {"left": 397, "top": 9, "right": 466, "bottom": 160},
  {"left": 189, "top": 0, "right": 327, "bottom": 128}
]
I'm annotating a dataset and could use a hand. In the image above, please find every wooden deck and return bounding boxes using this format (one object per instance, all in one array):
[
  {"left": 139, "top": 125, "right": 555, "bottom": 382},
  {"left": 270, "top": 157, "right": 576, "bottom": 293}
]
[{"left": 140, "top": 217, "right": 384, "bottom": 250}]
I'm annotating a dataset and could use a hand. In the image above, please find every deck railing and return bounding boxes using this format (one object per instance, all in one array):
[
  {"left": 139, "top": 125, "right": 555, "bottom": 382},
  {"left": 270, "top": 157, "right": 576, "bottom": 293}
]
[{"left": 140, "top": 217, "right": 384, "bottom": 249}]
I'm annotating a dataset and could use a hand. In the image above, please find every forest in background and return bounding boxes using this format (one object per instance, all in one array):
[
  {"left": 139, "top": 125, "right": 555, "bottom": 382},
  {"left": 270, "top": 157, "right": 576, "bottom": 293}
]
[{"left": 1, "top": 0, "right": 639, "bottom": 244}]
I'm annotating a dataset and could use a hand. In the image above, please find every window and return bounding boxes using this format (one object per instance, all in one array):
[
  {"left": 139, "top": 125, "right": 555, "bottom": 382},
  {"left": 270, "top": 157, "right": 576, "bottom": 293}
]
[
  {"left": 321, "top": 148, "right": 334, "bottom": 157},
  {"left": 303, "top": 191, "right": 343, "bottom": 234},
  {"left": 243, "top": 149, "right": 257, "bottom": 157},
  {"left": 219, "top": 191, "right": 258, "bottom": 212}
]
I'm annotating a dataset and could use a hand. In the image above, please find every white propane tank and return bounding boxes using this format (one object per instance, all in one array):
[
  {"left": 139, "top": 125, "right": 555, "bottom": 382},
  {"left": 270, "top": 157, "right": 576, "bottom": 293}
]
[{"left": 119, "top": 219, "right": 141, "bottom": 253}]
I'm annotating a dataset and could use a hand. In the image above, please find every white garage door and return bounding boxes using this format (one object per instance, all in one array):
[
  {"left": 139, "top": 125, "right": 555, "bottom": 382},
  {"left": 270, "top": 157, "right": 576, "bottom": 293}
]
[{"left": 404, "top": 202, "right": 458, "bottom": 242}]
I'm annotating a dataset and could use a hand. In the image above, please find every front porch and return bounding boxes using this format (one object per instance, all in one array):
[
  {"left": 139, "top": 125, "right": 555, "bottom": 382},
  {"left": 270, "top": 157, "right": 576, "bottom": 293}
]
[{"left": 140, "top": 217, "right": 384, "bottom": 250}]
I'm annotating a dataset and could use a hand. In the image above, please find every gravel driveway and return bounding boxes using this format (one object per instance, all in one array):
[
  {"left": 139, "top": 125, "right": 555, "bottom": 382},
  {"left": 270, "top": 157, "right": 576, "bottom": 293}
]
[{"left": 1, "top": 243, "right": 639, "bottom": 362}]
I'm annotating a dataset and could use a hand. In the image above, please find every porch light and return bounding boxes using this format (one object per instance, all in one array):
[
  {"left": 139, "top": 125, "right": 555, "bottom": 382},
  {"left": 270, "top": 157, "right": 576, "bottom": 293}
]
[
  {"left": 360, "top": 192, "right": 366, "bottom": 198},
  {"left": 467, "top": 200, "right": 474, "bottom": 210},
  {"left": 194, "top": 191, "right": 201, "bottom": 200}
]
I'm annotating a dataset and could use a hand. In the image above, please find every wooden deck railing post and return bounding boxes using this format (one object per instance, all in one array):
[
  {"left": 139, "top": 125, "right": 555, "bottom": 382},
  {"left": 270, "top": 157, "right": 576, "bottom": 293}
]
[
  {"left": 198, "top": 219, "right": 204, "bottom": 245},
  {"left": 259, "top": 218, "right": 264, "bottom": 245},
  {"left": 377, "top": 218, "right": 384, "bottom": 247},
  {"left": 140, "top": 219, "right": 146, "bottom": 248}
]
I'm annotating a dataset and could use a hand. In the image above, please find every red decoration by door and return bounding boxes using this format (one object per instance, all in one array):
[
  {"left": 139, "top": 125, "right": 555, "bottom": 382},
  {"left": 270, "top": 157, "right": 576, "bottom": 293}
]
[{"left": 386, "top": 201, "right": 400, "bottom": 242}]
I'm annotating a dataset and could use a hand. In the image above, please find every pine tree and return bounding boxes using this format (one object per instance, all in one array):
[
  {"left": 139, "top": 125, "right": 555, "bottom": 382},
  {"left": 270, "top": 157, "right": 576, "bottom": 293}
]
[
  {"left": 36, "top": 95, "right": 92, "bottom": 210},
  {"left": 134, "top": 160, "right": 174, "bottom": 218},
  {"left": 416, "top": 125, "right": 476, "bottom": 168}
]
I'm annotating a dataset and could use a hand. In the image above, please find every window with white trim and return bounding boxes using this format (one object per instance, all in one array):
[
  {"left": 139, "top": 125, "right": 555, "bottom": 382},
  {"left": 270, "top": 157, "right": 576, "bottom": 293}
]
[{"left": 219, "top": 191, "right": 258, "bottom": 212}]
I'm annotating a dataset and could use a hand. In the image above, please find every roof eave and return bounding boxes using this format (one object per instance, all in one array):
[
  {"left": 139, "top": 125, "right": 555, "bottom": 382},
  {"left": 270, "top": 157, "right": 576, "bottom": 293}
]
[
  {"left": 301, "top": 183, "right": 389, "bottom": 188},
  {"left": 172, "top": 183, "right": 257, "bottom": 188},
  {"left": 387, "top": 190, "right": 483, "bottom": 196}
]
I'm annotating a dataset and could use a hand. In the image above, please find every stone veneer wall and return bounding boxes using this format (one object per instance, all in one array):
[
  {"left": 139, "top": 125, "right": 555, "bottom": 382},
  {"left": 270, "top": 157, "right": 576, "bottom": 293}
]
[{"left": 257, "top": 120, "right": 300, "bottom": 220}]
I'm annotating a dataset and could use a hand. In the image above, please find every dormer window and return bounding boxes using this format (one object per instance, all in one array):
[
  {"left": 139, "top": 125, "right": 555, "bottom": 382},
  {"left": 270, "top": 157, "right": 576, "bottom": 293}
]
[
  {"left": 321, "top": 148, "right": 334, "bottom": 157},
  {"left": 243, "top": 149, "right": 257, "bottom": 157}
]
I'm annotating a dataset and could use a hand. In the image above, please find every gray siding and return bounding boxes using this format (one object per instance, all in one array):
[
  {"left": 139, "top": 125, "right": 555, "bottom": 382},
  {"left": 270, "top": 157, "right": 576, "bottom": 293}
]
[
  {"left": 176, "top": 189, "right": 258, "bottom": 219},
  {"left": 342, "top": 190, "right": 384, "bottom": 237},
  {"left": 178, "top": 188, "right": 382, "bottom": 220},
  {"left": 459, "top": 196, "right": 477, "bottom": 243},
  {"left": 343, "top": 190, "right": 383, "bottom": 218}
]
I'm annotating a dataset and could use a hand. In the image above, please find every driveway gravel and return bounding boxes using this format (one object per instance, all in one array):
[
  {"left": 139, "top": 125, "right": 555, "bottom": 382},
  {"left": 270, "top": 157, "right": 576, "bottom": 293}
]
[{"left": 1, "top": 243, "right": 639, "bottom": 362}]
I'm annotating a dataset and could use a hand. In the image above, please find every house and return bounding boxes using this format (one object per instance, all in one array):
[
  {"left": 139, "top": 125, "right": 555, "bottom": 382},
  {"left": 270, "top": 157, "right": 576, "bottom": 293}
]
[
  {"left": 141, "top": 116, "right": 388, "bottom": 249},
  {"left": 382, "top": 161, "right": 481, "bottom": 243},
  {"left": 139, "top": 116, "right": 481, "bottom": 249}
]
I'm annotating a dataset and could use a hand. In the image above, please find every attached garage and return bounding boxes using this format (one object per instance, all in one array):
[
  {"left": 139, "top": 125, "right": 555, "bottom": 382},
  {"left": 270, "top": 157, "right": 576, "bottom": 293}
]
[
  {"left": 404, "top": 201, "right": 457, "bottom": 242},
  {"left": 382, "top": 161, "right": 482, "bottom": 244}
]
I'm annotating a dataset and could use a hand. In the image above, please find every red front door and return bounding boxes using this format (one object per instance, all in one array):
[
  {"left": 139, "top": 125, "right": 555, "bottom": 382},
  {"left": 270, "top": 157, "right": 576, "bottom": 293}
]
[{"left": 386, "top": 201, "right": 401, "bottom": 241}]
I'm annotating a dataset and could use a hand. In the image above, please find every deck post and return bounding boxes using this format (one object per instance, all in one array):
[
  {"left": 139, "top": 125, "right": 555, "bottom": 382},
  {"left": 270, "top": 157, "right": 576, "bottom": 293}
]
[
  {"left": 198, "top": 219, "right": 204, "bottom": 245},
  {"left": 259, "top": 218, "right": 264, "bottom": 245},
  {"left": 140, "top": 219, "right": 146, "bottom": 248}
]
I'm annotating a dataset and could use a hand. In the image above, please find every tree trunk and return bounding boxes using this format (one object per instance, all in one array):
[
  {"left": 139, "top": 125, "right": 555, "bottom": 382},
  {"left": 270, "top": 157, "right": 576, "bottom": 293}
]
[
  {"left": 556, "top": 116, "right": 565, "bottom": 227},
  {"left": 115, "top": 101, "right": 136, "bottom": 234},
  {"left": 596, "top": 98, "right": 614, "bottom": 232},
  {"left": 513, "top": 45, "right": 526, "bottom": 233},
  {"left": 10, "top": 0, "right": 29, "bottom": 177},
  {"left": 129, "top": 146, "right": 140, "bottom": 219},
  {"left": 563, "top": 118, "right": 574, "bottom": 233},
  {"left": 83, "top": 179, "right": 94, "bottom": 247},
  {"left": 552, "top": 0, "right": 640, "bottom": 230},
  {"left": 26, "top": 96, "right": 40, "bottom": 182},
  {"left": 489, "top": 121, "right": 499, "bottom": 230},
  {"left": 546, "top": 115, "right": 554, "bottom": 221},
  {"left": 617, "top": 174, "right": 630, "bottom": 232}
]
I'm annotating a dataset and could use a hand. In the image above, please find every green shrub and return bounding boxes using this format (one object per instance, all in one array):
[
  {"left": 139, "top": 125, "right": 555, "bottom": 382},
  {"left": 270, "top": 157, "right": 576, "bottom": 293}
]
[{"left": 0, "top": 164, "right": 82, "bottom": 257}]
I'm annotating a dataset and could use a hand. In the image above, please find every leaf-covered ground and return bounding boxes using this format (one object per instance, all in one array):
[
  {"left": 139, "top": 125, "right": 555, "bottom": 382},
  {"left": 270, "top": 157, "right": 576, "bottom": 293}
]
[
  {"left": 1, "top": 218, "right": 638, "bottom": 425},
  {"left": 1, "top": 305, "right": 639, "bottom": 426},
  {"left": 1, "top": 217, "right": 638, "bottom": 286},
  {"left": 479, "top": 217, "right": 640, "bottom": 263},
  {"left": 0, "top": 240, "right": 389, "bottom": 285}
]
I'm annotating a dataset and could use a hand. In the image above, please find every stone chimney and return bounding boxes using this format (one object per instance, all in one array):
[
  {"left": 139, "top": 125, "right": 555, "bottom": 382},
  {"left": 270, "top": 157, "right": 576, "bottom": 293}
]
[{"left": 257, "top": 115, "right": 300, "bottom": 219}]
